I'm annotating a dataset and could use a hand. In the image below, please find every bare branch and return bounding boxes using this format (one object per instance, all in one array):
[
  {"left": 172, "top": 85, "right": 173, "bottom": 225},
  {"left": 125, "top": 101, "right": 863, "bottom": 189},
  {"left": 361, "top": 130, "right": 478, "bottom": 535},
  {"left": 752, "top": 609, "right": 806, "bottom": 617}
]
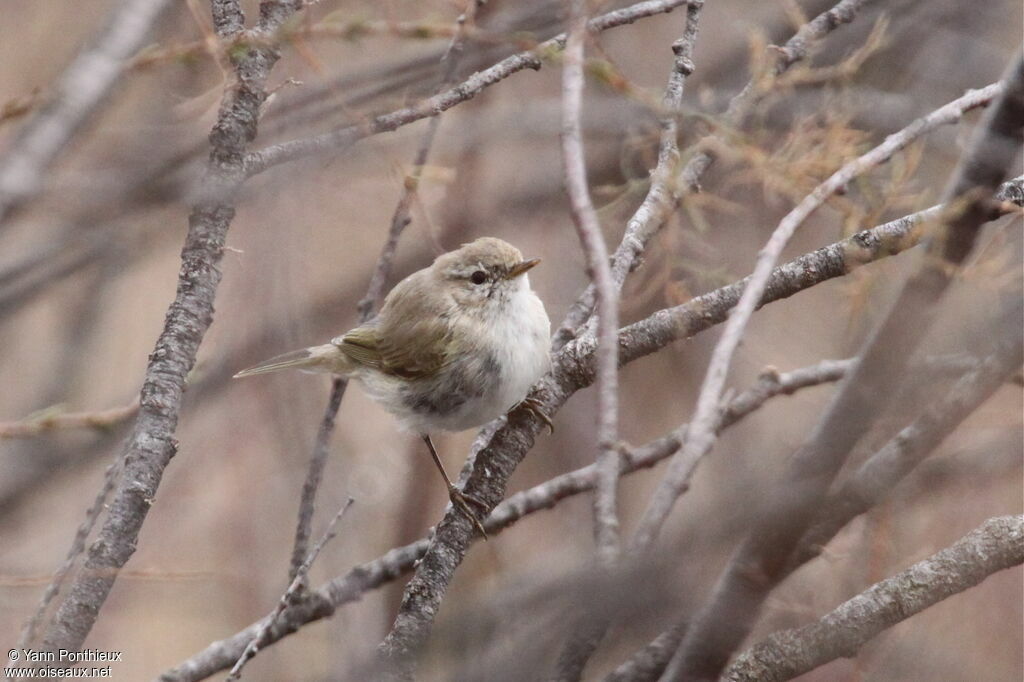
[
  {"left": 0, "top": 0, "right": 175, "bottom": 225},
  {"left": 631, "top": 79, "right": 1006, "bottom": 551},
  {"left": 156, "top": 357, "right": 852, "bottom": 682},
  {"left": 666, "top": 53, "right": 1024, "bottom": 681},
  {"left": 551, "top": 3, "right": 705, "bottom": 676},
  {"left": 228, "top": 498, "right": 353, "bottom": 681},
  {"left": 561, "top": 0, "right": 622, "bottom": 564},
  {"left": 725, "top": 515, "right": 1024, "bottom": 682},
  {"left": 35, "top": 0, "right": 304, "bottom": 654},
  {"left": 242, "top": 0, "right": 692, "bottom": 177}
]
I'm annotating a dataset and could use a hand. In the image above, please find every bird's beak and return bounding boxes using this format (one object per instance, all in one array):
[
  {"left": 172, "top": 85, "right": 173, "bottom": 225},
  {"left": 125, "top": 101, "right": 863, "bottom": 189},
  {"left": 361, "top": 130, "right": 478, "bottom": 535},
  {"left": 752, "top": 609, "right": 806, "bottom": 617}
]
[{"left": 506, "top": 258, "right": 541, "bottom": 279}]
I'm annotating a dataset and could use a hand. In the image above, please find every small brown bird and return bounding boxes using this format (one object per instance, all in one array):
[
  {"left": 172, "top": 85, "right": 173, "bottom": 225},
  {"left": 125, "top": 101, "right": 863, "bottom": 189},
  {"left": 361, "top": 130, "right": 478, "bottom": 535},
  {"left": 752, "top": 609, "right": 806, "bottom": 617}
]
[{"left": 235, "top": 238, "right": 552, "bottom": 534}]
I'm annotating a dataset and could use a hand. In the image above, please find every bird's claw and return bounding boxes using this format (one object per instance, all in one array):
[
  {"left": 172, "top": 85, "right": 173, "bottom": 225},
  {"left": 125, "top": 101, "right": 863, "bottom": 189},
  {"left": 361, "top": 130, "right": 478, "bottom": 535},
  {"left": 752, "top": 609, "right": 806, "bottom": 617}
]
[
  {"left": 514, "top": 397, "right": 554, "bottom": 434},
  {"left": 448, "top": 485, "right": 489, "bottom": 540}
]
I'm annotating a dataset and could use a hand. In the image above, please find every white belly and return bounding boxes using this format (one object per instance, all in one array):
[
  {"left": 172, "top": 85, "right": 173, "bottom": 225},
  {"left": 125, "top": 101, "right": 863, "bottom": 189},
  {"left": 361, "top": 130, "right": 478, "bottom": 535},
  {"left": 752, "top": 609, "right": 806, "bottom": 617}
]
[{"left": 357, "top": 286, "right": 550, "bottom": 434}]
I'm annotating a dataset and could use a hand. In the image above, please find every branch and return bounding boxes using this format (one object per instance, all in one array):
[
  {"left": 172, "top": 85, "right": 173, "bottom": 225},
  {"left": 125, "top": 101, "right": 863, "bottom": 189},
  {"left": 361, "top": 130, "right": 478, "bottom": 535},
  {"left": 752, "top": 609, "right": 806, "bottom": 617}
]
[
  {"left": 242, "top": 0, "right": 692, "bottom": 177},
  {"left": 561, "top": 0, "right": 622, "bottom": 564},
  {"left": 34, "top": 0, "right": 304, "bottom": 654},
  {"left": 725, "top": 516, "right": 1024, "bottom": 682},
  {"left": 0, "top": 0, "right": 175, "bottom": 225},
  {"left": 552, "top": 0, "right": 874, "bottom": 349},
  {"left": 631, "top": 77, "right": 1005, "bottom": 551},
  {"left": 552, "top": 3, "right": 705, "bottom": 677},
  {"left": 666, "top": 53, "right": 1024, "bottom": 681}
]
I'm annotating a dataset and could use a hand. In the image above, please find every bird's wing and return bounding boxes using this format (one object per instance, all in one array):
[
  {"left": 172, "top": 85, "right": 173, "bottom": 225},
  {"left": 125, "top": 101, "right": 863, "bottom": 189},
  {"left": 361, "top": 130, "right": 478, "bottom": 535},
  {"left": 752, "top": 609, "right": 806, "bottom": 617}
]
[
  {"left": 333, "top": 326, "right": 384, "bottom": 370},
  {"left": 335, "top": 270, "right": 453, "bottom": 379}
]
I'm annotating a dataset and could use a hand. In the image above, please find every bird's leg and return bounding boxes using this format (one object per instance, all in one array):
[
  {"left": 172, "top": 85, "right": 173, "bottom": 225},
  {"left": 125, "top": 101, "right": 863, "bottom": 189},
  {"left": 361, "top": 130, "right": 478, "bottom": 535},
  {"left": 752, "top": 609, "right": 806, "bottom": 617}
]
[
  {"left": 512, "top": 397, "right": 554, "bottom": 434},
  {"left": 421, "top": 434, "right": 489, "bottom": 539}
]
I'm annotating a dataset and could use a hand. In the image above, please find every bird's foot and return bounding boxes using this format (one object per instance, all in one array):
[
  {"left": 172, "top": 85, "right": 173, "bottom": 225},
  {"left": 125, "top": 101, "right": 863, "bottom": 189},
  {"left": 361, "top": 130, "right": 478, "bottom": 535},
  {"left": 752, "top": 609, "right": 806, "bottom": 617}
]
[
  {"left": 448, "top": 484, "right": 489, "bottom": 540},
  {"left": 513, "top": 397, "right": 554, "bottom": 434}
]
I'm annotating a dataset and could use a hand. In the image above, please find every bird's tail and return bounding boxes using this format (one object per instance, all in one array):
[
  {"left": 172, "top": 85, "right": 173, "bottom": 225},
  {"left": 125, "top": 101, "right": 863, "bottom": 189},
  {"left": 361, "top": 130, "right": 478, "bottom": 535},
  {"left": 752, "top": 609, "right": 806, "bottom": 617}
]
[{"left": 233, "top": 344, "right": 350, "bottom": 378}]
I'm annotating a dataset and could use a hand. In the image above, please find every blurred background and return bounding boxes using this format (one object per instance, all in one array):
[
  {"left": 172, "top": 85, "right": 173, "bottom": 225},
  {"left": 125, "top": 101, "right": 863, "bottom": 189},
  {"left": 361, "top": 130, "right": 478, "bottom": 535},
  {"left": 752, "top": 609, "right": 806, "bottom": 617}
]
[{"left": 0, "top": 0, "right": 1020, "bottom": 679}]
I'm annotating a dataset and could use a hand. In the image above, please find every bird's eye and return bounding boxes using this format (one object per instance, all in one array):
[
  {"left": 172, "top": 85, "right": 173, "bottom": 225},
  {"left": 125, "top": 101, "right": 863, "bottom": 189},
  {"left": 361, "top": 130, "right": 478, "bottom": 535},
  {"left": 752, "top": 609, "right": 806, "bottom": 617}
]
[{"left": 470, "top": 270, "right": 487, "bottom": 285}]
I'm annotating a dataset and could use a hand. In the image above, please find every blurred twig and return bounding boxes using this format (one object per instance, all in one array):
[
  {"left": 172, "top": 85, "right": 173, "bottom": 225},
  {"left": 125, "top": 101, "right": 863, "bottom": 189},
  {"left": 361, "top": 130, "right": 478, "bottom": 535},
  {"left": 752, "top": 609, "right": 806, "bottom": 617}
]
[
  {"left": 0, "top": 0, "right": 176, "bottom": 226},
  {"left": 725, "top": 515, "right": 1024, "bottom": 682}
]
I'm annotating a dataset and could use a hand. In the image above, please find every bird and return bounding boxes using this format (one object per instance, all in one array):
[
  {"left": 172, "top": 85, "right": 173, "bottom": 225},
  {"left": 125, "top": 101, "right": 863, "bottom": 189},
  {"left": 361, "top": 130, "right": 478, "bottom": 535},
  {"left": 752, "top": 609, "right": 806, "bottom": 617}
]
[{"left": 234, "top": 237, "right": 552, "bottom": 536}]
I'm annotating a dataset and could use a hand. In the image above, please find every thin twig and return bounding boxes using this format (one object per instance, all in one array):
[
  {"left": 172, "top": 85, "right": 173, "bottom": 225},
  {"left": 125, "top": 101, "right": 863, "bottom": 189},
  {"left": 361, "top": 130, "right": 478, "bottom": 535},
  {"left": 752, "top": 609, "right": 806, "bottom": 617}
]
[
  {"left": 0, "top": 0, "right": 176, "bottom": 225},
  {"left": 631, "top": 79, "right": 1006, "bottom": 551},
  {"left": 561, "top": 0, "right": 622, "bottom": 564},
  {"left": 725, "top": 515, "right": 1024, "bottom": 682},
  {"left": 35, "top": 0, "right": 304, "bottom": 655},
  {"left": 228, "top": 498, "right": 354, "bottom": 681},
  {"left": 242, "top": 0, "right": 692, "bottom": 177},
  {"left": 0, "top": 399, "right": 140, "bottom": 439},
  {"left": 551, "top": 4, "right": 704, "bottom": 677},
  {"left": 666, "top": 53, "right": 1024, "bottom": 681}
]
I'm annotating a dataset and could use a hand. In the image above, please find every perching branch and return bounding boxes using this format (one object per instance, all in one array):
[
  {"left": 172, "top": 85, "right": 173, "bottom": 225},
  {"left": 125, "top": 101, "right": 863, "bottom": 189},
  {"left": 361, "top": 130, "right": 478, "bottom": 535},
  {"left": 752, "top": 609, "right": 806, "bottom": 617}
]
[
  {"left": 35, "top": 0, "right": 305, "bottom": 655},
  {"left": 724, "top": 515, "right": 1024, "bottom": 682},
  {"left": 666, "top": 52, "right": 1024, "bottom": 682},
  {"left": 156, "top": 357, "right": 851, "bottom": 682},
  {"left": 0, "top": 0, "right": 175, "bottom": 225}
]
